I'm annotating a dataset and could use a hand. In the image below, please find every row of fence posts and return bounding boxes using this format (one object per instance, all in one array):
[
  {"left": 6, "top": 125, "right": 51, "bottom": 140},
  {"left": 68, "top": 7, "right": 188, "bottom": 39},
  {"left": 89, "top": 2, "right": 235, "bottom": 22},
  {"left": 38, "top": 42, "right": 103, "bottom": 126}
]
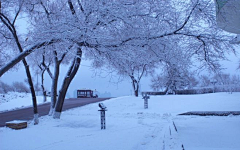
[{"left": 98, "top": 93, "right": 150, "bottom": 130}]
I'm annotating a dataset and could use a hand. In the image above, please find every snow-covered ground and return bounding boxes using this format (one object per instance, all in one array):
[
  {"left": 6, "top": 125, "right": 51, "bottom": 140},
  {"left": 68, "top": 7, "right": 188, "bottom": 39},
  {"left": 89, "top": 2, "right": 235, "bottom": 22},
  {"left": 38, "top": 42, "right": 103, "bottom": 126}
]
[
  {"left": 0, "top": 93, "right": 240, "bottom": 150},
  {"left": 0, "top": 92, "right": 50, "bottom": 112}
]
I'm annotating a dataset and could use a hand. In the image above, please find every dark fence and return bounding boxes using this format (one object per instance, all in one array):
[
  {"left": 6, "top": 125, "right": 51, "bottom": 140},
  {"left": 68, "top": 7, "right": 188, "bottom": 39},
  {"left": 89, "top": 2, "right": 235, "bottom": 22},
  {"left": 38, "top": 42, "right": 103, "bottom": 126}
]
[
  {"left": 142, "top": 88, "right": 214, "bottom": 95},
  {"left": 175, "top": 88, "right": 213, "bottom": 95},
  {"left": 141, "top": 91, "right": 166, "bottom": 96},
  {"left": 143, "top": 85, "right": 240, "bottom": 96}
]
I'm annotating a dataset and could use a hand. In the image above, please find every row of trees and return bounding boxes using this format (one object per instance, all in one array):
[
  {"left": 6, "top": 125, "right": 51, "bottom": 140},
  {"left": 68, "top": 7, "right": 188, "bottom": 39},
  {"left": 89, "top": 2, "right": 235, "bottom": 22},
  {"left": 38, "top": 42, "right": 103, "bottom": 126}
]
[
  {"left": 0, "top": 0, "right": 238, "bottom": 124},
  {"left": 200, "top": 74, "right": 240, "bottom": 93},
  {"left": 151, "top": 72, "right": 240, "bottom": 94},
  {"left": 0, "top": 81, "right": 30, "bottom": 93}
]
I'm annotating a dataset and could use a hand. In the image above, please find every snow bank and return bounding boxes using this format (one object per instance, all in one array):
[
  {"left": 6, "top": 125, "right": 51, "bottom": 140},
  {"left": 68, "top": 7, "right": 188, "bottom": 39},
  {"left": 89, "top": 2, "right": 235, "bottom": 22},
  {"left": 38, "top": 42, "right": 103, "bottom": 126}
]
[{"left": 0, "top": 93, "right": 240, "bottom": 150}]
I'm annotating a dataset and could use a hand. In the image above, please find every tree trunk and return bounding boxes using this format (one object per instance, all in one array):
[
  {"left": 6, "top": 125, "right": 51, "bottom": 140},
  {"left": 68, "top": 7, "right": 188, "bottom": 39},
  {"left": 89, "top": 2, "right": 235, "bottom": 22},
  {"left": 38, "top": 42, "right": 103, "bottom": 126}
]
[
  {"left": 163, "top": 87, "right": 168, "bottom": 95},
  {"left": 134, "top": 83, "right": 139, "bottom": 97},
  {"left": 131, "top": 77, "right": 139, "bottom": 97},
  {"left": 13, "top": 30, "right": 39, "bottom": 124},
  {"left": 53, "top": 48, "right": 82, "bottom": 119},
  {"left": 23, "top": 61, "right": 39, "bottom": 125},
  {"left": 49, "top": 61, "right": 60, "bottom": 116},
  {"left": 134, "top": 88, "right": 139, "bottom": 97},
  {"left": 41, "top": 69, "right": 47, "bottom": 102}
]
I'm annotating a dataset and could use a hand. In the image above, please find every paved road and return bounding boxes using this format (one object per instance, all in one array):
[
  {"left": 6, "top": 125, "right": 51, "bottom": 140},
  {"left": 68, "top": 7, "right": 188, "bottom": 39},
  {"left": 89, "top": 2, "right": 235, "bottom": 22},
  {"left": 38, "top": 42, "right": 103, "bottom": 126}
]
[{"left": 0, "top": 98, "right": 110, "bottom": 127}]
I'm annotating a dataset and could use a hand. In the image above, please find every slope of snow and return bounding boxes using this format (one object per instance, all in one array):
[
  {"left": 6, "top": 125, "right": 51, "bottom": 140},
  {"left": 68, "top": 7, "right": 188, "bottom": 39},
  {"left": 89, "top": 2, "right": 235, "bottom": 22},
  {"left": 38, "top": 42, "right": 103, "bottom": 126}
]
[
  {"left": 0, "top": 93, "right": 240, "bottom": 150},
  {"left": 0, "top": 92, "right": 50, "bottom": 112}
]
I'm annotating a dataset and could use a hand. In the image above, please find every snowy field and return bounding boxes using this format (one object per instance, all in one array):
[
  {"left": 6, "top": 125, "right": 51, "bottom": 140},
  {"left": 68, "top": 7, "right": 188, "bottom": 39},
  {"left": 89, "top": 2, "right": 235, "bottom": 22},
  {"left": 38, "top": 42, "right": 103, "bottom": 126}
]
[{"left": 0, "top": 93, "right": 240, "bottom": 150}]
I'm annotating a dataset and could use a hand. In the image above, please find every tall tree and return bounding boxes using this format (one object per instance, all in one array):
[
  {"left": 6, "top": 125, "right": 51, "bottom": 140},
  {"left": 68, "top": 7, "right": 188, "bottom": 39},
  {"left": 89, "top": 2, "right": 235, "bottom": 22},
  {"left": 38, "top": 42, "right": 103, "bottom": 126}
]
[
  {"left": 29, "top": 49, "right": 53, "bottom": 102},
  {"left": 0, "top": 0, "right": 39, "bottom": 124},
  {"left": 53, "top": 47, "right": 82, "bottom": 118},
  {"left": 150, "top": 42, "right": 194, "bottom": 94}
]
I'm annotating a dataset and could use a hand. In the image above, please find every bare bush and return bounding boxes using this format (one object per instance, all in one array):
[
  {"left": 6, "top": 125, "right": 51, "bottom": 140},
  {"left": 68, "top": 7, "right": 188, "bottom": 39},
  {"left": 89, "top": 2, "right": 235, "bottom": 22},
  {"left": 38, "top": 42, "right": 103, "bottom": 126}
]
[
  {"left": 12, "top": 82, "right": 30, "bottom": 93},
  {"left": 0, "top": 81, "right": 14, "bottom": 93}
]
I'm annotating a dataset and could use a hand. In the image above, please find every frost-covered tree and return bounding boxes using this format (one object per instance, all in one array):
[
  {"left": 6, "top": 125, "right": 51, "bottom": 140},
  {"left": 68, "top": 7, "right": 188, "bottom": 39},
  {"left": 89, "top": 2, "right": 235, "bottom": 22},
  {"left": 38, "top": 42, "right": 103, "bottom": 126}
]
[
  {"left": 49, "top": 47, "right": 77, "bottom": 116},
  {"left": 187, "top": 74, "right": 199, "bottom": 89},
  {"left": 151, "top": 63, "right": 194, "bottom": 94},
  {"left": 100, "top": 48, "right": 156, "bottom": 97},
  {"left": 230, "top": 75, "right": 240, "bottom": 92},
  {"left": 29, "top": 49, "right": 53, "bottom": 102},
  {"left": 1, "top": 0, "right": 236, "bottom": 74},
  {"left": 0, "top": 0, "right": 40, "bottom": 124},
  {"left": 28, "top": 44, "right": 74, "bottom": 116},
  {"left": 212, "top": 73, "right": 240, "bottom": 93},
  {"left": 9, "top": 0, "right": 82, "bottom": 118},
  {"left": 150, "top": 37, "right": 194, "bottom": 94},
  {"left": 0, "top": 0, "right": 238, "bottom": 119},
  {"left": 0, "top": 0, "right": 56, "bottom": 77},
  {"left": 199, "top": 75, "right": 211, "bottom": 87}
]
